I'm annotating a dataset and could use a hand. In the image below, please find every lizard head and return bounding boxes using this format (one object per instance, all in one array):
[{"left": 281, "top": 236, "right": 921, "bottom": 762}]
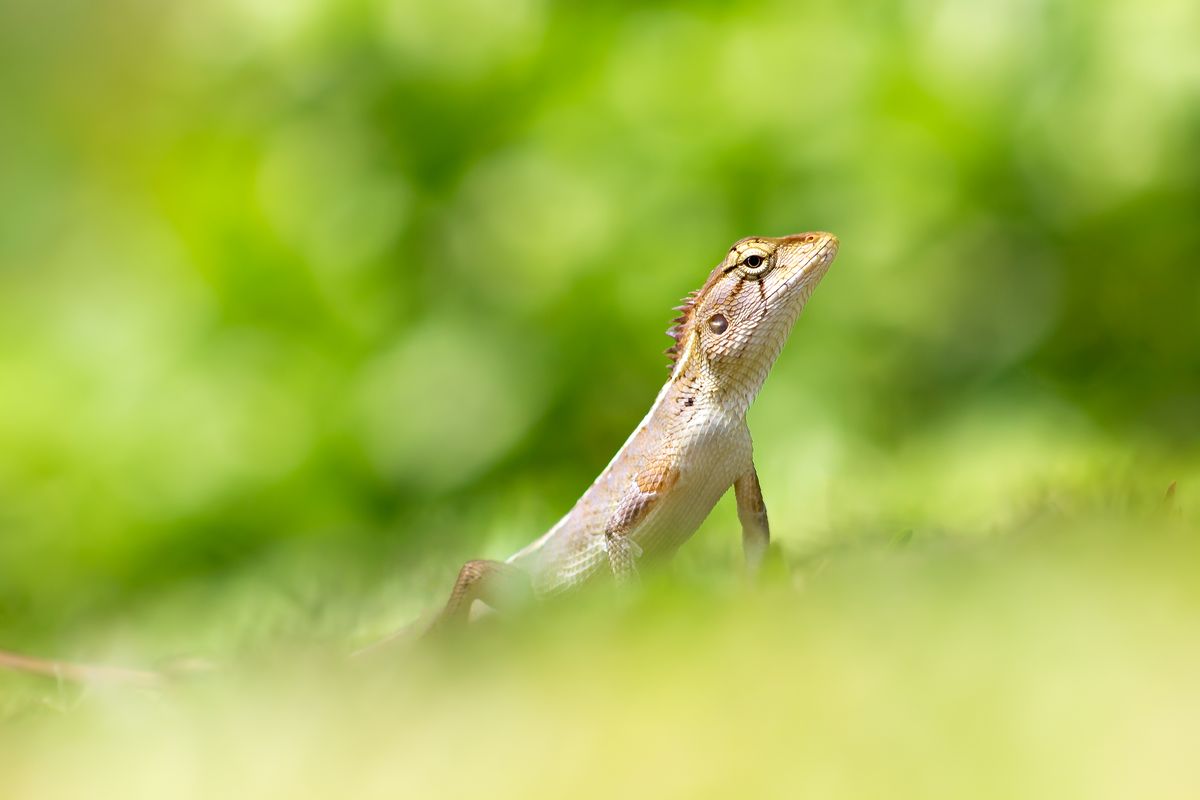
[{"left": 666, "top": 231, "right": 839, "bottom": 406}]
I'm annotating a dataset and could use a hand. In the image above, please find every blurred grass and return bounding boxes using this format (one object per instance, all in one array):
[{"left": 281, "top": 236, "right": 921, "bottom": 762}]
[
  {"left": 1, "top": 497, "right": 1197, "bottom": 797},
  {"left": 1, "top": 0, "right": 1199, "bottom": 794}
]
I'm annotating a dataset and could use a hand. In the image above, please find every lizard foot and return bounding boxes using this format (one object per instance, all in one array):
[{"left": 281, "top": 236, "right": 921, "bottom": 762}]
[{"left": 601, "top": 531, "right": 643, "bottom": 584}]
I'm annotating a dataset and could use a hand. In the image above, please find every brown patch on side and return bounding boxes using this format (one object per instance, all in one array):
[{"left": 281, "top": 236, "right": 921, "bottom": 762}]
[
  {"left": 636, "top": 459, "right": 680, "bottom": 495},
  {"left": 606, "top": 462, "right": 678, "bottom": 536}
]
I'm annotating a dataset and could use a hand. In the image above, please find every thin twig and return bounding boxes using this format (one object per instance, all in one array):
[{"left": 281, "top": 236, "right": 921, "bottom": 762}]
[{"left": 0, "top": 648, "right": 166, "bottom": 688}]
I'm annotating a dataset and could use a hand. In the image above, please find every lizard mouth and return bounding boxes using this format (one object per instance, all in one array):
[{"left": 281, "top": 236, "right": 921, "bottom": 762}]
[
  {"left": 799, "top": 234, "right": 839, "bottom": 278},
  {"left": 772, "top": 234, "right": 839, "bottom": 301}
]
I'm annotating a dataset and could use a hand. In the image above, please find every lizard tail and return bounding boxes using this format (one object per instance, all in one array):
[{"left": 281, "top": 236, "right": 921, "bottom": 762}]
[{"left": 0, "top": 647, "right": 167, "bottom": 688}]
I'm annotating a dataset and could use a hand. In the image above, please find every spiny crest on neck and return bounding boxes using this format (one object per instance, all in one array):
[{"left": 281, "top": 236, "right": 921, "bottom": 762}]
[
  {"left": 663, "top": 261, "right": 728, "bottom": 368},
  {"left": 663, "top": 290, "right": 698, "bottom": 368}
]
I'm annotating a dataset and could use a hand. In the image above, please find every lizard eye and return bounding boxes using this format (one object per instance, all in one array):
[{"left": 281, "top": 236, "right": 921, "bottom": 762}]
[
  {"left": 708, "top": 313, "right": 728, "bottom": 334},
  {"left": 741, "top": 252, "right": 768, "bottom": 273}
]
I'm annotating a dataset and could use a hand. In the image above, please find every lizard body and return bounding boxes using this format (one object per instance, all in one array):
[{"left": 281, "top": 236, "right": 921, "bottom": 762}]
[
  {"left": 0, "top": 232, "right": 839, "bottom": 673},
  {"left": 433, "top": 231, "right": 839, "bottom": 626}
]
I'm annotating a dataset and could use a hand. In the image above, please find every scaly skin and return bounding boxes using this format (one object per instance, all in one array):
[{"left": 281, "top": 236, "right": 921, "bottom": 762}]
[{"left": 432, "top": 232, "right": 839, "bottom": 627}]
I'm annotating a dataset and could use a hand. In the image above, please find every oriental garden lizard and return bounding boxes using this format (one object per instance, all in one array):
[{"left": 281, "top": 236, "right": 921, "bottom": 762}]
[{"left": 426, "top": 231, "right": 839, "bottom": 631}]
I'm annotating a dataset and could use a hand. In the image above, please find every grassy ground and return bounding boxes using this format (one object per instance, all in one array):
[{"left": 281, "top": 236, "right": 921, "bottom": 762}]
[{"left": 2, "top": 459, "right": 1196, "bottom": 799}]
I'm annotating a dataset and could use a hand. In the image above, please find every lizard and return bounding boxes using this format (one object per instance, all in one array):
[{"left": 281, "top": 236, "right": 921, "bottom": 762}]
[
  {"left": 0, "top": 231, "right": 838, "bottom": 675},
  {"left": 427, "top": 231, "right": 839, "bottom": 631}
]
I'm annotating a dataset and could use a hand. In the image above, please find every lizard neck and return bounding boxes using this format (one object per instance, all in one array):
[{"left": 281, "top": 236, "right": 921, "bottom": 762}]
[{"left": 666, "top": 329, "right": 778, "bottom": 420}]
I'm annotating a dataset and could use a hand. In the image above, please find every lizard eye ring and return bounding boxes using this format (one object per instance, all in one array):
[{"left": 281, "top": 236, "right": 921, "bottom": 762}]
[
  {"left": 708, "top": 313, "right": 728, "bottom": 334},
  {"left": 741, "top": 252, "right": 768, "bottom": 274}
]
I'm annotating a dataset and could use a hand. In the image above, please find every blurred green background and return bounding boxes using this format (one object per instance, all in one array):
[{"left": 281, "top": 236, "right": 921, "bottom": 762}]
[
  {"left": 1, "top": 0, "right": 1198, "bottom": 645},
  {"left": 0, "top": 0, "right": 1199, "bottom": 792}
]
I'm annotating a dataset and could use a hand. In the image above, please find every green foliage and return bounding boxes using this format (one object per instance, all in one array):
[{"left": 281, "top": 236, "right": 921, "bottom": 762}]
[{"left": 0, "top": 2, "right": 1197, "bottom": 786}]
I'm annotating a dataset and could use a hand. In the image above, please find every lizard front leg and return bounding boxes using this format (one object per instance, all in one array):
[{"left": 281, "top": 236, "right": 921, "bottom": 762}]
[
  {"left": 734, "top": 466, "right": 770, "bottom": 576},
  {"left": 601, "top": 494, "right": 649, "bottom": 584},
  {"left": 600, "top": 459, "right": 680, "bottom": 583}
]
